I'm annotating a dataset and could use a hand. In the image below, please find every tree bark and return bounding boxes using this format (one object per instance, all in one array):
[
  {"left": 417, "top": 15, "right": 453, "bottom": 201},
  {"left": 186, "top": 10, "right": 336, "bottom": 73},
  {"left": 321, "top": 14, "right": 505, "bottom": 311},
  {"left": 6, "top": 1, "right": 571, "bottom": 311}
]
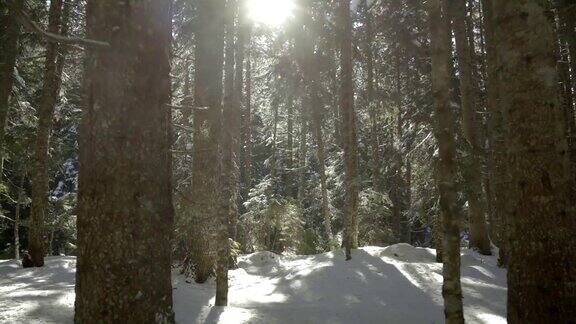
[
  {"left": 14, "top": 169, "right": 25, "bottom": 260},
  {"left": 449, "top": 0, "right": 491, "bottom": 255},
  {"left": 75, "top": 0, "right": 175, "bottom": 322},
  {"left": 493, "top": 1, "right": 576, "bottom": 322},
  {"left": 189, "top": 0, "right": 226, "bottom": 284},
  {"left": 0, "top": 0, "right": 24, "bottom": 173},
  {"left": 339, "top": 0, "right": 359, "bottom": 260},
  {"left": 481, "top": 0, "right": 507, "bottom": 266},
  {"left": 428, "top": 0, "right": 465, "bottom": 322},
  {"left": 216, "top": 0, "right": 239, "bottom": 306},
  {"left": 29, "top": 0, "right": 67, "bottom": 268}
]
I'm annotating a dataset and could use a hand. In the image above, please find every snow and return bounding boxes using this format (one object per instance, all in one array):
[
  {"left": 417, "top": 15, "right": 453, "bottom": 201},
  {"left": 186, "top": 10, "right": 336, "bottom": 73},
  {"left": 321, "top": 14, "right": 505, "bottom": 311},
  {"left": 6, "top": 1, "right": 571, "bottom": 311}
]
[{"left": 0, "top": 245, "right": 507, "bottom": 323}]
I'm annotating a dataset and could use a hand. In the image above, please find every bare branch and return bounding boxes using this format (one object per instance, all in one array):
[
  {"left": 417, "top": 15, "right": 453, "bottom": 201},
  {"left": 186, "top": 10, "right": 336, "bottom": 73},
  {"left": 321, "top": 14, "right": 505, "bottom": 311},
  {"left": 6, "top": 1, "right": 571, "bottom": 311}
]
[{"left": 16, "top": 6, "right": 109, "bottom": 49}]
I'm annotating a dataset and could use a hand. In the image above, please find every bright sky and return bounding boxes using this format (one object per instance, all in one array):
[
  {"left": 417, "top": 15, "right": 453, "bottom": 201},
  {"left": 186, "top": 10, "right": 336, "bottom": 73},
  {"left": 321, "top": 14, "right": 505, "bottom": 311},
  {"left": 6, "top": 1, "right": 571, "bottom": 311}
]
[{"left": 247, "top": 0, "right": 295, "bottom": 27}]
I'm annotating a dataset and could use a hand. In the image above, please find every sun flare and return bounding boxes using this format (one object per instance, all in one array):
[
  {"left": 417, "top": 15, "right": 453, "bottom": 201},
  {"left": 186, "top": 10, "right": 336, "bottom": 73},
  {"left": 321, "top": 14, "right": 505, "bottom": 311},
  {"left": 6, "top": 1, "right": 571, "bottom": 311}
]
[{"left": 247, "top": 0, "right": 295, "bottom": 27}]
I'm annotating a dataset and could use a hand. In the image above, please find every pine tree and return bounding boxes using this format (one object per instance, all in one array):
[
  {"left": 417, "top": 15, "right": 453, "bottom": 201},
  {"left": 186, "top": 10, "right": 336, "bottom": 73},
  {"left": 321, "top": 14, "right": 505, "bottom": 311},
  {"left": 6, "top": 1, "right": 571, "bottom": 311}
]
[
  {"left": 493, "top": 1, "right": 576, "bottom": 321},
  {"left": 338, "top": 0, "right": 359, "bottom": 260},
  {"left": 74, "top": 0, "right": 175, "bottom": 321},
  {"left": 449, "top": 0, "right": 491, "bottom": 255},
  {"left": 28, "top": 0, "right": 68, "bottom": 267},
  {"left": 429, "top": 0, "right": 464, "bottom": 322},
  {"left": 189, "top": 0, "right": 226, "bottom": 283}
]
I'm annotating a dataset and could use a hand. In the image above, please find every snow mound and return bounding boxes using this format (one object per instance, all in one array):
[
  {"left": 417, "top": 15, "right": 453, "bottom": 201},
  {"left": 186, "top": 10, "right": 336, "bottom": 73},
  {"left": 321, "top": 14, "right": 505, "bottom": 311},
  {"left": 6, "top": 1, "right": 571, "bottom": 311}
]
[
  {"left": 238, "top": 251, "right": 282, "bottom": 268},
  {"left": 379, "top": 243, "right": 437, "bottom": 263}
]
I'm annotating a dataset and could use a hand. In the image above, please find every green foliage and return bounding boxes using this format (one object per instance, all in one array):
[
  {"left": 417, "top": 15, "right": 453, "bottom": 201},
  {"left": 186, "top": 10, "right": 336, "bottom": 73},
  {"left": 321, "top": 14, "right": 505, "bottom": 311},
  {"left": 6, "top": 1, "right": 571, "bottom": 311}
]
[
  {"left": 241, "top": 178, "right": 305, "bottom": 254},
  {"left": 357, "top": 188, "right": 394, "bottom": 246}
]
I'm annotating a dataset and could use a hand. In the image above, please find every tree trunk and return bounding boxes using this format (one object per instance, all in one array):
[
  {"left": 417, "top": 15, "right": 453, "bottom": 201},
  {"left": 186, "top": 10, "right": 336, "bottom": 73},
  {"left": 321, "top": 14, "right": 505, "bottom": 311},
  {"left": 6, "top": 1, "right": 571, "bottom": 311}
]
[
  {"left": 189, "top": 0, "right": 226, "bottom": 284},
  {"left": 216, "top": 0, "right": 238, "bottom": 306},
  {"left": 241, "top": 25, "right": 253, "bottom": 203},
  {"left": 14, "top": 170, "right": 25, "bottom": 260},
  {"left": 449, "top": 0, "right": 491, "bottom": 255},
  {"left": 293, "top": 2, "right": 333, "bottom": 250},
  {"left": 297, "top": 103, "right": 308, "bottom": 207},
  {"left": 0, "top": 0, "right": 23, "bottom": 173},
  {"left": 29, "top": 0, "right": 67, "bottom": 268},
  {"left": 339, "top": 0, "right": 359, "bottom": 260},
  {"left": 481, "top": 0, "right": 507, "bottom": 266},
  {"left": 428, "top": 0, "right": 465, "bottom": 322},
  {"left": 234, "top": 0, "right": 249, "bottom": 221},
  {"left": 363, "top": 0, "right": 380, "bottom": 190},
  {"left": 493, "top": 1, "right": 576, "bottom": 322},
  {"left": 286, "top": 92, "right": 295, "bottom": 198},
  {"left": 75, "top": 0, "right": 175, "bottom": 321}
]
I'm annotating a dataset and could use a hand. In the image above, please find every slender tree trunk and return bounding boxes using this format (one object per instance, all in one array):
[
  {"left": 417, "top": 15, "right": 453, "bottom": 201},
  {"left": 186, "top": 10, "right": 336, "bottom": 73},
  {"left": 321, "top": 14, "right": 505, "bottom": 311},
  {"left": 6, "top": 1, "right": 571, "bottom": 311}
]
[
  {"left": 481, "top": 0, "right": 507, "bottom": 266},
  {"left": 493, "top": 1, "right": 576, "bottom": 322},
  {"left": 241, "top": 26, "right": 253, "bottom": 203},
  {"left": 339, "top": 0, "right": 359, "bottom": 260},
  {"left": 75, "top": 0, "right": 175, "bottom": 321},
  {"left": 297, "top": 103, "right": 308, "bottom": 207},
  {"left": 311, "top": 91, "right": 333, "bottom": 250},
  {"left": 234, "top": 0, "right": 248, "bottom": 220},
  {"left": 270, "top": 97, "right": 280, "bottom": 192},
  {"left": 363, "top": 0, "right": 380, "bottom": 189},
  {"left": 449, "top": 0, "right": 491, "bottom": 255},
  {"left": 216, "top": 0, "right": 238, "bottom": 306},
  {"left": 29, "top": 0, "right": 67, "bottom": 268},
  {"left": 189, "top": 0, "right": 226, "bottom": 284},
  {"left": 0, "top": 0, "right": 23, "bottom": 173},
  {"left": 293, "top": 2, "right": 333, "bottom": 250},
  {"left": 429, "top": 0, "right": 464, "bottom": 322},
  {"left": 286, "top": 92, "right": 295, "bottom": 198},
  {"left": 14, "top": 170, "right": 25, "bottom": 260}
]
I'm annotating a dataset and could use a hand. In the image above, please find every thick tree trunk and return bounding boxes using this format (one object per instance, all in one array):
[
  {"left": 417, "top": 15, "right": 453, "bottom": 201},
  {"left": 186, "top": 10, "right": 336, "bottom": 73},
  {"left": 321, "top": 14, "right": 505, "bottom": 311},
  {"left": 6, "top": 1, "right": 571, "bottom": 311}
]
[
  {"left": 75, "top": 0, "right": 175, "bottom": 322},
  {"left": 449, "top": 0, "right": 491, "bottom": 255},
  {"left": 339, "top": 0, "right": 359, "bottom": 260},
  {"left": 493, "top": 1, "right": 576, "bottom": 322},
  {"left": 429, "top": 0, "right": 465, "bottom": 322},
  {"left": 0, "top": 0, "right": 23, "bottom": 173},
  {"left": 189, "top": 0, "right": 226, "bottom": 284},
  {"left": 29, "top": 0, "right": 67, "bottom": 268}
]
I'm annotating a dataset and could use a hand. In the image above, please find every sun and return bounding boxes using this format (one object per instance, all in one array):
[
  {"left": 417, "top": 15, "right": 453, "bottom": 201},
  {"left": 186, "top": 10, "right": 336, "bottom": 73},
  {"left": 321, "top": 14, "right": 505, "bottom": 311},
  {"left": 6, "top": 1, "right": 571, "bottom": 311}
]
[{"left": 247, "top": 0, "right": 295, "bottom": 27}]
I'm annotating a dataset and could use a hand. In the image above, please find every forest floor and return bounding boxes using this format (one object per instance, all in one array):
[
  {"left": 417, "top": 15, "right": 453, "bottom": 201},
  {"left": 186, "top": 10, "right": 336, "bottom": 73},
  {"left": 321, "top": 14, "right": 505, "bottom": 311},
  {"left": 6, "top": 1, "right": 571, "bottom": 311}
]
[{"left": 0, "top": 244, "right": 507, "bottom": 323}]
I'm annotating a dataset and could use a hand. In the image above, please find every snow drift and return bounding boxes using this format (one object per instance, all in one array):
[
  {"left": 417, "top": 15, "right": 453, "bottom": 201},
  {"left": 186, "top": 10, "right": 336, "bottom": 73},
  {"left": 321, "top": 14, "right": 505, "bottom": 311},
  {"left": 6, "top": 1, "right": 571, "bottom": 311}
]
[{"left": 0, "top": 244, "right": 507, "bottom": 323}]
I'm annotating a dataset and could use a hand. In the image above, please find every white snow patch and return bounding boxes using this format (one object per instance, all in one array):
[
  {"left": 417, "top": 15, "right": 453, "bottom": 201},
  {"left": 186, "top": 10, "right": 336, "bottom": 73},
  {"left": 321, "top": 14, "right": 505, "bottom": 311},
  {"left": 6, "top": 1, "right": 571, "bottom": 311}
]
[{"left": 0, "top": 245, "right": 507, "bottom": 323}]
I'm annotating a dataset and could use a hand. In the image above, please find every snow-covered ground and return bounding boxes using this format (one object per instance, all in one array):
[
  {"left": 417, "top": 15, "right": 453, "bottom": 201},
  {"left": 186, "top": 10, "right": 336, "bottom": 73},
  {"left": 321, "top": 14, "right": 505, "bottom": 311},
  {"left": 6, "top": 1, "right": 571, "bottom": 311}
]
[{"left": 0, "top": 244, "right": 507, "bottom": 323}]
